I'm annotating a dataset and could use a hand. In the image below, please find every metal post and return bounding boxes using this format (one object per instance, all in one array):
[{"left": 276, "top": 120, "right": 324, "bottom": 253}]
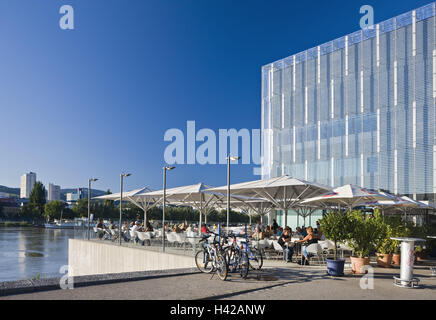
[
  {"left": 119, "top": 175, "right": 123, "bottom": 246},
  {"left": 199, "top": 193, "right": 202, "bottom": 236},
  {"left": 227, "top": 156, "right": 230, "bottom": 230},
  {"left": 163, "top": 167, "right": 166, "bottom": 252},
  {"left": 87, "top": 179, "right": 91, "bottom": 240}
]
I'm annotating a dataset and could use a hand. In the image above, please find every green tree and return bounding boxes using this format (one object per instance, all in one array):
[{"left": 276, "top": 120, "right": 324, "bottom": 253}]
[
  {"left": 346, "top": 210, "right": 381, "bottom": 258},
  {"left": 72, "top": 198, "right": 88, "bottom": 218},
  {"left": 44, "top": 200, "right": 65, "bottom": 222},
  {"left": 319, "top": 211, "right": 351, "bottom": 260},
  {"left": 28, "top": 181, "right": 47, "bottom": 218}
]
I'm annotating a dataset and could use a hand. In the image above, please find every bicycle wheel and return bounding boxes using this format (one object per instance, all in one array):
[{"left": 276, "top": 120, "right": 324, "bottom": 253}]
[
  {"left": 224, "top": 247, "right": 239, "bottom": 273},
  {"left": 239, "top": 252, "right": 249, "bottom": 279},
  {"left": 249, "top": 249, "right": 263, "bottom": 270},
  {"left": 215, "top": 253, "right": 228, "bottom": 281},
  {"left": 195, "top": 250, "right": 213, "bottom": 273}
]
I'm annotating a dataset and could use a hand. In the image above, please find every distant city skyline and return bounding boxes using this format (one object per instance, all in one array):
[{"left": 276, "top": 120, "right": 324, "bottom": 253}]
[{"left": 1, "top": 0, "right": 432, "bottom": 193}]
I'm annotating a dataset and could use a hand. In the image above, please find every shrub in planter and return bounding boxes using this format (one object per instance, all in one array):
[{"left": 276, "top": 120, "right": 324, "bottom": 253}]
[
  {"left": 346, "top": 210, "right": 380, "bottom": 274},
  {"left": 387, "top": 216, "right": 411, "bottom": 265},
  {"left": 373, "top": 214, "right": 396, "bottom": 268},
  {"left": 319, "top": 211, "right": 351, "bottom": 276}
]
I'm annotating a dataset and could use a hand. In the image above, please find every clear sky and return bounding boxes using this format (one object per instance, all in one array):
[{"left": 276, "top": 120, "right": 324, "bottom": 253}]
[{"left": 0, "top": 0, "right": 431, "bottom": 192}]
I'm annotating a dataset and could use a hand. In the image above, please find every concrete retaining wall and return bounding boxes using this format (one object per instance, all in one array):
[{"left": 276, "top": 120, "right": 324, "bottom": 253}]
[{"left": 68, "top": 239, "right": 196, "bottom": 277}]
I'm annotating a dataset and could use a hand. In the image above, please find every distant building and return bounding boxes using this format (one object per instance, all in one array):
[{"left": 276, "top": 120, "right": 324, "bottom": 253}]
[
  {"left": 0, "top": 192, "right": 9, "bottom": 199},
  {"left": 48, "top": 183, "right": 61, "bottom": 202},
  {"left": 66, "top": 188, "right": 85, "bottom": 205},
  {"left": 0, "top": 197, "right": 21, "bottom": 218},
  {"left": 20, "top": 172, "right": 36, "bottom": 199}
]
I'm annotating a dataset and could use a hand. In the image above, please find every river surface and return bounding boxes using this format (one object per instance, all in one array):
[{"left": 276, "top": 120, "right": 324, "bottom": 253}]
[{"left": 0, "top": 227, "right": 86, "bottom": 282}]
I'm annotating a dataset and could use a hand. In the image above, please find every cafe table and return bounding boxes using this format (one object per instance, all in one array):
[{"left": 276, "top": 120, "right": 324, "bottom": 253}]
[{"left": 390, "top": 237, "right": 425, "bottom": 288}]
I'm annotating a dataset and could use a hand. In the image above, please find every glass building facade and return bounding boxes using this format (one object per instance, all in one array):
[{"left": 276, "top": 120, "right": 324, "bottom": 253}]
[{"left": 262, "top": 2, "right": 436, "bottom": 209}]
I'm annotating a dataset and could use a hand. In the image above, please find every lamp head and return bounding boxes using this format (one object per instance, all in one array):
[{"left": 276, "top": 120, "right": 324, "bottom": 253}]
[
  {"left": 164, "top": 166, "right": 176, "bottom": 171},
  {"left": 228, "top": 156, "right": 240, "bottom": 161}
]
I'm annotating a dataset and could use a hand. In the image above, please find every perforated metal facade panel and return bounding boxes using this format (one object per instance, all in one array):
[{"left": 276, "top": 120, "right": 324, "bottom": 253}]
[{"left": 261, "top": 2, "right": 436, "bottom": 201}]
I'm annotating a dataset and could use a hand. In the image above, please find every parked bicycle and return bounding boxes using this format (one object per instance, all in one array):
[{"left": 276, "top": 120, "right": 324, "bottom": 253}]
[
  {"left": 194, "top": 233, "right": 228, "bottom": 281},
  {"left": 223, "top": 232, "right": 263, "bottom": 278}
]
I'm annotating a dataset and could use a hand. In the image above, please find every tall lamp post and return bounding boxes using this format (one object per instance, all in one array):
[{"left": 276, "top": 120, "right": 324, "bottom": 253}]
[
  {"left": 162, "top": 166, "right": 175, "bottom": 252},
  {"left": 119, "top": 173, "right": 131, "bottom": 245},
  {"left": 87, "top": 178, "right": 98, "bottom": 240},
  {"left": 226, "top": 156, "right": 240, "bottom": 231}
]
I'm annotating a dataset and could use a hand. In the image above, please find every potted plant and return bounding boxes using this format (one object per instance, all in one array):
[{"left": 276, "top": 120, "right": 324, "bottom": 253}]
[
  {"left": 386, "top": 216, "right": 410, "bottom": 265},
  {"left": 346, "top": 210, "right": 380, "bottom": 274},
  {"left": 319, "top": 211, "right": 350, "bottom": 276},
  {"left": 373, "top": 215, "right": 396, "bottom": 268}
]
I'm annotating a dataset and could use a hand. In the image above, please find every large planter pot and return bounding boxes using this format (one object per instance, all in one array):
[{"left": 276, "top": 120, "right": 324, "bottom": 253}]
[
  {"left": 392, "top": 253, "right": 401, "bottom": 266},
  {"left": 350, "top": 256, "right": 370, "bottom": 274},
  {"left": 376, "top": 253, "right": 392, "bottom": 268},
  {"left": 326, "top": 258, "right": 345, "bottom": 276}
]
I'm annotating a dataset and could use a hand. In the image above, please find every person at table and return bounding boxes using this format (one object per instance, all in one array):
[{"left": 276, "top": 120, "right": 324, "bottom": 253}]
[
  {"left": 120, "top": 221, "right": 130, "bottom": 242},
  {"left": 294, "top": 226, "right": 318, "bottom": 265},
  {"left": 96, "top": 219, "right": 106, "bottom": 239},
  {"left": 252, "top": 226, "right": 264, "bottom": 241},
  {"left": 145, "top": 221, "right": 154, "bottom": 232},
  {"left": 276, "top": 227, "right": 283, "bottom": 237},
  {"left": 201, "top": 223, "right": 210, "bottom": 234},
  {"left": 278, "top": 227, "right": 294, "bottom": 262},
  {"left": 272, "top": 219, "right": 279, "bottom": 234},
  {"left": 263, "top": 225, "right": 272, "bottom": 238}
]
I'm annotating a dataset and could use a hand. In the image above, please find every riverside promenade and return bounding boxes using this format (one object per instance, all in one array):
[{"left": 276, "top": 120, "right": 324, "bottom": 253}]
[{"left": 1, "top": 261, "right": 436, "bottom": 300}]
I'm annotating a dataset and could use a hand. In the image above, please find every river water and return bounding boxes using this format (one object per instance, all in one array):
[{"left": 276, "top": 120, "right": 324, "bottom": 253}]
[{"left": 0, "top": 227, "right": 86, "bottom": 282}]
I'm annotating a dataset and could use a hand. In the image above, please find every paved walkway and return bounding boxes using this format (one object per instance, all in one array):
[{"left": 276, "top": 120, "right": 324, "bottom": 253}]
[{"left": 2, "top": 261, "right": 436, "bottom": 300}]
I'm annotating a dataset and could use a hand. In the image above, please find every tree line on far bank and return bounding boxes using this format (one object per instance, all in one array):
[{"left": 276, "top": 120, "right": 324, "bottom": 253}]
[{"left": 13, "top": 181, "right": 257, "bottom": 224}]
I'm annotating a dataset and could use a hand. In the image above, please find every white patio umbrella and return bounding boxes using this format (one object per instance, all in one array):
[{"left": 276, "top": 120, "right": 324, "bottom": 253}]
[
  {"left": 93, "top": 187, "right": 157, "bottom": 224},
  {"left": 398, "top": 196, "right": 429, "bottom": 222},
  {"left": 214, "top": 198, "right": 275, "bottom": 225},
  {"left": 206, "top": 175, "right": 331, "bottom": 227},
  {"left": 301, "top": 184, "right": 393, "bottom": 211},
  {"left": 139, "top": 182, "right": 225, "bottom": 233}
]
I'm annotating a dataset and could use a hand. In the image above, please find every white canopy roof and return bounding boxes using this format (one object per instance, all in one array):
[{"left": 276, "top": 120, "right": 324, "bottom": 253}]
[
  {"left": 206, "top": 175, "right": 330, "bottom": 208},
  {"left": 93, "top": 187, "right": 157, "bottom": 222},
  {"left": 206, "top": 175, "right": 330, "bottom": 226},
  {"left": 139, "top": 182, "right": 226, "bottom": 229},
  {"left": 93, "top": 187, "right": 153, "bottom": 201},
  {"left": 301, "top": 184, "right": 393, "bottom": 209}
]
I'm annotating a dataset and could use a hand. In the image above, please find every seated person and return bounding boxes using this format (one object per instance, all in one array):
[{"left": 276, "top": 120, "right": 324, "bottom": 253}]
[
  {"left": 200, "top": 223, "right": 210, "bottom": 234},
  {"left": 120, "top": 221, "right": 130, "bottom": 241},
  {"left": 96, "top": 219, "right": 106, "bottom": 239},
  {"left": 263, "top": 225, "right": 272, "bottom": 238},
  {"left": 294, "top": 226, "right": 318, "bottom": 265},
  {"left": 252, "top": 226, "right": 264, "bottom": 241},
  {"left": 145, "top": 221, "right": 154, "bottom": 232},
  {"left": 278, "top": 227, "right": 294, "bottom": 262},
  {"left": 301, "top": 226, "right": 308, "bottom": 237},
  {"left": 276, "top": 227, "right": 283, "bottom": 237}
]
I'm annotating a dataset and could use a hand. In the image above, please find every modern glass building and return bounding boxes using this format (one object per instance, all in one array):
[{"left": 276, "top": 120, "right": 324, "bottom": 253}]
[{"left": 261, "top": 3, "right": 436, "bottom": 226}]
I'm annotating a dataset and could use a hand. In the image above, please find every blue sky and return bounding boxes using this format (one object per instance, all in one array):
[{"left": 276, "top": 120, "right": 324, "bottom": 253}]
[{"left": 0, "top": 0, "right": 431, "bottom": 192}]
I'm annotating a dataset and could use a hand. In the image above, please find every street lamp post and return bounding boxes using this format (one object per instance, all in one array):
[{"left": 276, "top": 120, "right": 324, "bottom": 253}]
[
  {"left": 119, "top": 173, "right": 131, "bottom": 245},
  {"left": 87, "top": 178, "right": 98, "bottom": 240},
  {"left": 226, "top": 156, "right": 240, "bottom": 231},
  {"left": 162, "top": 166, "right": 175, "bottom": 252}
]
